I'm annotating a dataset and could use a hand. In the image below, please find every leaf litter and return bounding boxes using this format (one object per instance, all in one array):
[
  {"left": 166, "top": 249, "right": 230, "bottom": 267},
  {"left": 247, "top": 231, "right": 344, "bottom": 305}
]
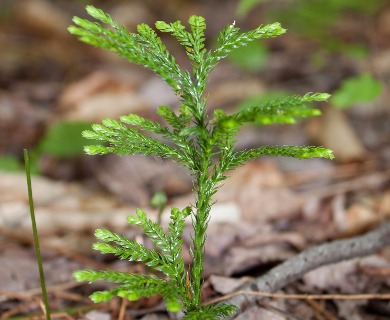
[{"left": 1, "top": 0, "right": 390, "bottom": 319}]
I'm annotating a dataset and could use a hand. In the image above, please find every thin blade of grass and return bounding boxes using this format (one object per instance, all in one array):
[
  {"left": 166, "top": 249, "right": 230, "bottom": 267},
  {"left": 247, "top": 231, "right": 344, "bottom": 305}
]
[{"left": 24, "top": 149, "right": 51, "bottom": 320}]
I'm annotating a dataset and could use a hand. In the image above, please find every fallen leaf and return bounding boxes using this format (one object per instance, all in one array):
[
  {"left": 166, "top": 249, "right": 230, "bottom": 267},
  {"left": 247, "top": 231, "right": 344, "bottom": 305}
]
[
  {"left": 14, "top": 0, "right": 69, "bottom": 38},
  {"left": 224, "top": 245, "right": 295, "bottom": 276},
  {"left": 303, "top": 255, "right": 390, "bottom": 293},
  {"left": 59, "top": 71, "right": 149, "bottom": 122},
  {"left": 208, "top": 275, "right": 252, "bottom": 294},
  {"left": 92, "top": 155, "right": 192, "bottom": 206},
  {"left": 140, "top": 313, "right": 170, "bottom": 320},
  {"left": 216, "top": 161, "right": 303, "bottom": 222},
  {"left": 309, "top": 108, "right": 366, "bottom": 162},
  {"left": 235, "top": 305, "right": 287, "bottom": 320},
  {"left": 84, "top": 310, "right": 111, "bottom": 320}
]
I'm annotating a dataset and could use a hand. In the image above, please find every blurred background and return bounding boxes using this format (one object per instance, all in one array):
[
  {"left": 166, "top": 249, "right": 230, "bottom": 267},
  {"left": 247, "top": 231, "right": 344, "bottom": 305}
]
[
  {"left": 1, "top": 0, "right": 389, "bottom": 179},
  {"left": 1, "top": 0, "right": 390, "bottom": 319}
]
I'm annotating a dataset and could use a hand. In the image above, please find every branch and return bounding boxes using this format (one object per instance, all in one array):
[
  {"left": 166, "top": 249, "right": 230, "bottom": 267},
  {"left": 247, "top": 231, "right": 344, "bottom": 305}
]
[{"left": 224, "top": 221, "right": 390, "bottom": 316}]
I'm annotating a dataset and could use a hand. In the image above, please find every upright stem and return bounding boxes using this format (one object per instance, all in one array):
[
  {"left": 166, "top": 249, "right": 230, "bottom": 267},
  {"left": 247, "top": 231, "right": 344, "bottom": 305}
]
[
  {"left": 189, "top": 122, "right": 215, "bottom": 308},
  {"left": 188, "top": 72, "right": 215, "bottom": 309},
  {"left": 191, "top": 172, "right": 213, "bottom": 307}
]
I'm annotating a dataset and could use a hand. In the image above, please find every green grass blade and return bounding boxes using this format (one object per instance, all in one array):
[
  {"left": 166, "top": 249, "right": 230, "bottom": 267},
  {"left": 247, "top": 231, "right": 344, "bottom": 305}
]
[{"left": 24, "top": 149, "right": 51, "bottom": 320}]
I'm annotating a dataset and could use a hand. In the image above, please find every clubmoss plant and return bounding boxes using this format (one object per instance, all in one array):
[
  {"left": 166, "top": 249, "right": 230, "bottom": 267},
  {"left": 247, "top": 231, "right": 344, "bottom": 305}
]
[{"left": 69, "top": 6, "right": 334, "bottom": 319}]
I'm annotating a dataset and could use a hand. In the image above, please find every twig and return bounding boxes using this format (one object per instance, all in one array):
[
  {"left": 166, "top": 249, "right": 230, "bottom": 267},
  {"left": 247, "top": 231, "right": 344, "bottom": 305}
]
[
  {"left": 0, "top": 290, "right": 39, "bottom": 302},
  {"left": 118, "top": 299, "right": 128, "bottom": 320},
  {"left": 0, "top": 281, "right": 82, "bottom": 303},
  {"left": 207, "top": 290, "right": 390, "bottom": 305},
  {"left": 0, "top": 226, "right": 109, "bottom": 270},
  {"left": 0, "top": 300, "right": 41, "bottom": 320},
  {"left": 51, "top": 291, "right": 91, "bottom": 304},
  {"left": 221, "top": 221, "right": 390, "bottom": 315},
  {"left": 300, "top": 170, "right": 390, "bottom": 199}
]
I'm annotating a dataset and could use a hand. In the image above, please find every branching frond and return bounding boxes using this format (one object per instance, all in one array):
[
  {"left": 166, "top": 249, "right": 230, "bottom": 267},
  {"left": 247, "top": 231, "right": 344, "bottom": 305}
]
[
  {"left": 228, "top": 145, "right": 334, "bottom": 171},
  {"left": 206, "top": 22, "right": 286, "bottom": 73},
  {"left": 74, "top": 269, "right": 162, "bottom": 285},
  {"left": 93, "top": 229, "right": 165, "bottom": 264},
  {"left": 161, "top": 283, "right": 185, "bottom": 312},
  {"left": 188, "top": 15, "right": 207, "bottom": 62},
  {"left": 119, "top": 114, "right": 169, "bottom": 135},
  {"left": 157, "top": 105, "right": 193, "bottom": 136},
  {"left": 235, "top": 92, "right": 330, "bottom": 125},
  {"left": 167, "top": 207, "right": 191, "bottom": 278},
  {"left": 69, "top": 6, "right": 195, "bottom": 108},
  {"left": 74, "top": 271, "right": 179, "bottom": 305},
  {"left": 81, "top": 117, "right": 189, "bottom": 164},
  {"left": 183, "top": 303, "right": 237, "bottom": 319},
  {"left": 117, "top": 281, "right": 170, "bottom": 301},
  {"left": 213, "top": 93, "right": 330, "bottom": 131},
  {"left": 156, "top": 20, "right": 191, "bottom": 47},
  {"left": 156, "top": 16, "right": 208, "bottom": 111},
  {"left": 128, "top": 208, "right": 171, "bottom": 253},
  {"left": 169, "top": 207, "right": 191, "bottom": 242},
  {"left": 157, "top": 105, "right": 185, "bottom": 129},
  {"left": 156, "top": 16, "right": 206, "bottom": 65},
  {"left": 88, "top": 280, "right": 173, "bottom": 303}
]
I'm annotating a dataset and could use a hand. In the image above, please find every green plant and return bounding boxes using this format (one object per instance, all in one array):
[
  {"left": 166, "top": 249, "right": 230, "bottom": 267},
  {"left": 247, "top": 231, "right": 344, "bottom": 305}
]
[
  {"left": 236, "top": 0, "right": 268, "bottom": 19},
  {"left": 69, "top": 6, "right": 333, "bottom": 319},
  {"left": 0, "top": 121, "right": 98, "bottom": 174},
  {"left": 39, "top": 121, "right": 97, "bottom": 158},
  {"left": 331, "top": 73, "right": 382, "bottom": 109},
  {"left": 0, "top": 155, "right": 24, "bottom": 172},
  {"left": 237, "top": 0, "right": 386, "bottom": 57}
]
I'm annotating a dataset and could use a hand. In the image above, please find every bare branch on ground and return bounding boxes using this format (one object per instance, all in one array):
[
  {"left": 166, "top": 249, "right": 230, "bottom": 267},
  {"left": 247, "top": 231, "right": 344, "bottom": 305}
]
[{"left": 223, "top": 221, "right": 390, "bottom": 317}]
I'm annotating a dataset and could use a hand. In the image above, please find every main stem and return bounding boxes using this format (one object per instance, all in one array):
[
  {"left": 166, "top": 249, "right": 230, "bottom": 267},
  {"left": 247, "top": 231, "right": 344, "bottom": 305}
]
[
  {"left": 189, "top": 114, "right": 215, "bottom": 309},
  {"left": 191, "top": 174, "right": 213, "bottom": 307}
]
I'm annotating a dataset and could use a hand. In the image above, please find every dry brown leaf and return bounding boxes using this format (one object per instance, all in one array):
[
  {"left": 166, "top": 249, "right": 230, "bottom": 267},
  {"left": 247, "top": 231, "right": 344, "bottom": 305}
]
[
  {"left": 92, "top": 155, "right": 192, "bottom": 206},
  {"left": 139, "top": 314, "right": 170, "bottom": 320},
  {"left": 59, "top": 71, "right": 122, "bottom": 109},
  {"left": 14, "top": 0, "right": 69, "bottom": 38},
  {"left": 139, "top": 77, "right": 180, "bottom": 109},
  {"left": 110, "top": 3, "right": 153, "bottom": 30},
  {"left": 333, "top": 300, "right": 367, "bottom": 320},
  {"left": 309, "top": 108, "right": 366, "bottom": 162},
  {"left": 216, "top": 161, "right": 303, "bottom": 222},
  {"left": 0, "top": 172, "right": 66, "bottom": 204},
  {"left": 344, "top": 204, "right": 379, "bottom": 232},
  {"left": 84, "top": 310, "right": 111, "bottom": 320},
  {"left": 379, "top": 191, "right": 390, "bottom": 216},
  {"left": 303, "top": 255, "right": 390, "bottom": 294},
  {"left": 62, "top": 91, "right": 148, "bottom": 122},
  {"left": 59, "top": 71, "right": 148, "bottom": 122},
  {"left": 204, "top": 222, "right": 243, "bottom": 258},
  {"left": 0, "top": 249, "right": 40, "bottom": 292},
  {"left": 0, "top": 171, "right": 141, "bottom": 232},
  {"left": 241, "top": 231, "right": 306, "bottom": 251},
  {"left": 224, "top": 245, "right": 295, "bottom": 276},
  {"left": 234, "top": 305, "right": 287, "bottom": 320},
  {"left": 208, "top": 275, "right": 252, "bottom": 295},
  {"left": 207, "top": 79, "right": 265, "bottom": 110}
]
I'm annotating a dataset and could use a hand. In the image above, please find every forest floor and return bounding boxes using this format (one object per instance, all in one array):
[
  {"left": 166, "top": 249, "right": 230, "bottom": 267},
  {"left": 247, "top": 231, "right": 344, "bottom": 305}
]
[{"left": 1, "top": 0, "right": 390, "bottom": 319}]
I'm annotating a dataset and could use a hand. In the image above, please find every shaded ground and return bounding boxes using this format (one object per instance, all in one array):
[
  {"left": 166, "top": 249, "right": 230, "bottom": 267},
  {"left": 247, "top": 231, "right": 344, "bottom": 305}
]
[{"left": 1, "top": 0, "right": 390, "bottom": 319}]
